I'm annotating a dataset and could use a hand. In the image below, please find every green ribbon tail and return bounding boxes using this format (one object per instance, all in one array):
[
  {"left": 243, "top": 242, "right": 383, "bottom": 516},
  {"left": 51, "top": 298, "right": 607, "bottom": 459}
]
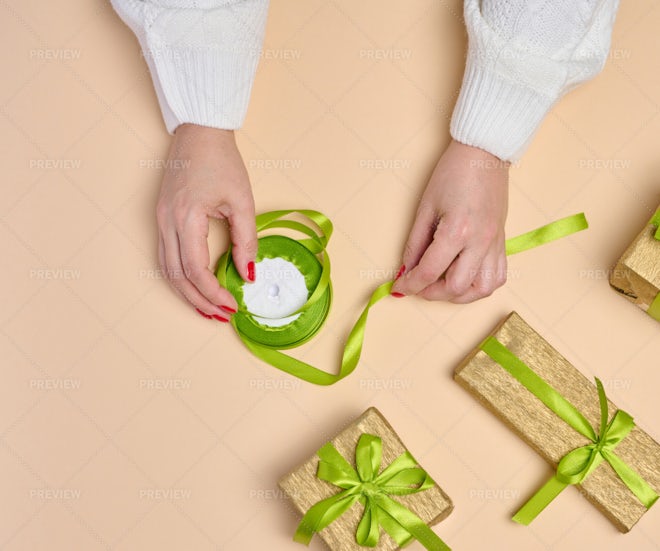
[
  {"left": 648, "top": 293, "right": 660, "bottom": 321},
  {"left": 505, "top": 213, "right": 588, "bottom": 256},
  {"left": 376, "top": 496, "right": 452, "bottom": 551},
  {"left": 601, "top": 449, "right": 659, "bottom": 508},
  {"left": 512, "top": 476, "right": 569, "bottom": 525},
  {"left": 237, "top": 281, "right": 392, "bottom": 385},
  {"left": 293, "top": 490, "right": 361, "bottom": 545}
]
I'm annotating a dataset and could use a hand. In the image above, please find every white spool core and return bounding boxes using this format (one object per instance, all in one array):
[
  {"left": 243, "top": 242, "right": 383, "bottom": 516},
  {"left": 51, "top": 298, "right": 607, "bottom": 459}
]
[{"left": 242, "top": 257, "right": 308, "bottom": 327}]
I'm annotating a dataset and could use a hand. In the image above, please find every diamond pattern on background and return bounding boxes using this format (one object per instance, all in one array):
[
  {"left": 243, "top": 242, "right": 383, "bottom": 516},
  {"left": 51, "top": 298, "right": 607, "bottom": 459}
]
[
  {"left": 4, "top": 174, "right": 106, "bottom": 267},
  {"left": 1, "top": 0, "right": 660, "bottom": 549},
  {"left": 0, "top": 444, "right": 44, "bottom": 546},
  {"left": 113, "top": 390, "right": 218, "bottom": 486},
  {"left": 3, "top": 391, "right": 106, "bottom": 487},
  {"left": 4, "top": 281, "right": 107, "bottom": 376},
  {"left": 3, "top": 502, "right": 107, "bottom": 551},
  {"left": 65, "top": 445, "right": 154, "bottom": 546},
  {"left": 63, "top": 333, "right": 155, "bottom": 435},
  {"left": 113, "top": 501, "right": 216, "bottom": 551},
  {"left": 3, "top": 62, "right": 105, "bottom": 158}
]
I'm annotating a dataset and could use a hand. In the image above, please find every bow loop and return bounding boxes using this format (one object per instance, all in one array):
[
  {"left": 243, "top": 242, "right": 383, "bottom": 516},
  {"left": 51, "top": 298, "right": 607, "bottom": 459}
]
[
  {"left": 556, "top": 444, "right": 603, "bottom": 485},
  {"left": 355, "top": 434, "right": 382, "bottom": 483}
]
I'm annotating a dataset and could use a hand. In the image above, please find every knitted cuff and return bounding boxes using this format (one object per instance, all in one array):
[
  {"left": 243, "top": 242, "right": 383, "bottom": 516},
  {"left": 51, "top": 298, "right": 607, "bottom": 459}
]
[
  {"left": 146, "top": 39, "right": 261, "bottom": 133},
  {"left": 450, "top": 58, "right": 556, "bottom": 162}
]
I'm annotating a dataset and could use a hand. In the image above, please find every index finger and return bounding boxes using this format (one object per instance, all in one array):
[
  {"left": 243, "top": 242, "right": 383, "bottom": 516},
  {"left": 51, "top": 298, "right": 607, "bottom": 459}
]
[{"left": 394, "top": 220, "right": 464, "bottom": 296}]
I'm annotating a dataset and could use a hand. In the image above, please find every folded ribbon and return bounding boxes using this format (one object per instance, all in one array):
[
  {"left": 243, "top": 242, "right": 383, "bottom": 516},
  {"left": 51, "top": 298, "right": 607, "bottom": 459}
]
[
  {"left": 648, "top": 209, "right": 660, "bottom": 320},
  {"left": 216, "top": 210, "right": 588, "bottom": 385},
  {"left": 479, "top": 336, "right": 659, "bottom": 524},
  {"left": 651, "top": 209, "right": 660, "bottom": 241},
  {"left": 293, "top": 433, "right": 450, "bottom": 550}
]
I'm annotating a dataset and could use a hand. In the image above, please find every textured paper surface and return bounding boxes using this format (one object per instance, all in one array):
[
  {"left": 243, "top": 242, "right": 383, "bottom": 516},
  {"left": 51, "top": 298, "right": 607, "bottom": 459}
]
[
  {"left": 454, "top": 312, "right": 660, "bottom": 532},
  {"left": 610, "top": 204, "right": 660, "bottom": 316},
  {"left": 279, "top": 407, "right": 453, "bottom": 550}
]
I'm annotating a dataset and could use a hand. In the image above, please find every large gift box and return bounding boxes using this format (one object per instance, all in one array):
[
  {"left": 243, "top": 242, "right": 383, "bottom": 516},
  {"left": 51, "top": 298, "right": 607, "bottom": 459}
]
[
  {"left": 609, "top": 206, "right": 660, "bottom": 321},
  {"left": 454, "top": 312, "right": 660, "bottom": 532},
  {"left": 279, "top": 407, "right": 453, "bottom": 550}
]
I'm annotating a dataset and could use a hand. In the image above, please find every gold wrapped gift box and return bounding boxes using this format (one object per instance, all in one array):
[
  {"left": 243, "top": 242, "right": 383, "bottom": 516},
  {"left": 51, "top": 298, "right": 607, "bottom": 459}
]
[
  {"left": 609, "top": 205, "right": 660, "bottom": 320},
  {"left": 279, "top": 407, "right": 453, "bottom": 550},
  {"left": 454, "top": 312, "right": 660, "bottom": 532}
]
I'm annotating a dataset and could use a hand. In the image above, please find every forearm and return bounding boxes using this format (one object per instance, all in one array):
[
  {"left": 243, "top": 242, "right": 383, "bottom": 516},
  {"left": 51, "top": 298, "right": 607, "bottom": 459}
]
[{"left": 111, "top": 0, "right": 269, "bottom": 133}]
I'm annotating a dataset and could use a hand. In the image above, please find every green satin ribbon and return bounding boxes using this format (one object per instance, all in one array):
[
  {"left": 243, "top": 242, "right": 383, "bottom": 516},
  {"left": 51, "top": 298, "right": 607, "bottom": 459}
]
[
  {"left": 479, "top": 336, "right": 659, "bottom": 525},
  {"left": 649, "top": 294, "right": 660, "bottom": 321},
  {"left": 648, "top": 209, "right": 660, "bottom": 320},
  {"left": 651, "top": 208, "right": 660, "bottom": 241},
  {"left": 293, "top": 433, "right": 451, "bottom": 550},
  {"left": 216, "top": 210, "right": 588, "bottom": 385}
]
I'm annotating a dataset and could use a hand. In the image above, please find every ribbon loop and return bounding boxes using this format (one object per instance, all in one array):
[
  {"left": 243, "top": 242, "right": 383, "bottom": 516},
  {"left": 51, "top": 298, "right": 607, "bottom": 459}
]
[{"left": 293, "top": 433, "right": 451, "bottom": 550}]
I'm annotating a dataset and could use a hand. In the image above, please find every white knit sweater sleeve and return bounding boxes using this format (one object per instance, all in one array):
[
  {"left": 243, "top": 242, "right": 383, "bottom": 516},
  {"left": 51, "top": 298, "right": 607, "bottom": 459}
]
[
  {"left": 450, "top": 0, "right": 620, "bottom": 161},
  {"left": 111, "top": 0, "right": 268, "bottom": 133}
]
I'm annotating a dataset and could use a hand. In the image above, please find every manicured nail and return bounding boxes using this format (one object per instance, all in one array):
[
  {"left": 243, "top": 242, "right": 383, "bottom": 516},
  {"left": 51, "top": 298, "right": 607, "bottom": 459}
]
[
  {"left": 212, "top": 314, "right": 230, "bottom": 323},
  {"left": 247, "top": 261, "right": 256, "bottom": 282},
  {"left": 195, "top": 308, "right": 213, "bottom": 319},
  {"left": 391, "top": 292, "right": 405, "bottom": 298},
  {"left": 219, "top": 305, "right": 237, "bottom": 314},
  {"left": 394, "top": 264, "right": 406, "bottom": 280}
]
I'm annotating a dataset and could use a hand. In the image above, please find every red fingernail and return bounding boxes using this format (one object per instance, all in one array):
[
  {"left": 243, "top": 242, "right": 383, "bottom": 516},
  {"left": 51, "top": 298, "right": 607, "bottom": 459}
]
[
  {"left": 394, "top": 264, "right": 406, "bottom": 280},
  {"left": 212, "top": 314, "right": 230, "bottom": 323},
  {"left": 247, "top": 261, "right": 256, "bottom": 282},
  {"left": 219, "top": 305, "right": 237, "bottom": 314},
  {"left": 391, "top": 292, "right": 405, "bottom": 298},
  {"left": 195, "top": 308, "right": 213, "bottom": 319}
]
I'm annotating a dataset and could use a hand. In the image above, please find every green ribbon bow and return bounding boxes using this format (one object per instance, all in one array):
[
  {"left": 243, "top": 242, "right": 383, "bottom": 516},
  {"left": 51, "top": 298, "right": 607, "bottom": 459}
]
[
  {"left": 216, "top": 210, "right": 588, "bottom": 385},
  {"left": 479, "top": 336, "right": 659, "bottom": 524},
  {"left": 294, "top": 433, "right": 451, "bottom": 550},
  {"left": 648, "top": 209, "right": 660, "bottom": 320}
]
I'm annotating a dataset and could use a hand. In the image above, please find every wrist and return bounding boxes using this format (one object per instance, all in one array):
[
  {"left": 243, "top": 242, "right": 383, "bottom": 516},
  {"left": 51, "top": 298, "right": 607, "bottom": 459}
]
[
  {"left": 175, "top": 123, "right": 235, "bottom": 144},
  {"left": 449, "top": 139, "right": 510, "bottom": 171}
]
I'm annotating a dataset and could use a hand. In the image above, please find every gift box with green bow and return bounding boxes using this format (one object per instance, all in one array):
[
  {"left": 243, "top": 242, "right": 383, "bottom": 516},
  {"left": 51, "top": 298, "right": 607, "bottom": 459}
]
[
  {"left": 610, "top": 206, "right": 660, "bottom": 321},
  {"left": 279, "top": 407, "right": 453, "bottom": 550},
  {"left": 455, "top": 312, "right": 660, "bottom": 532}
]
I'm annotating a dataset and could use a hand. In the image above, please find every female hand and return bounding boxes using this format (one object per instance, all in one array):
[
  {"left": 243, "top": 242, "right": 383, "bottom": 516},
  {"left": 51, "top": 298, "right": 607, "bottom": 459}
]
[
  {"left": 156, "top": 124, "right": 257, "bottom": 321},
  {"left": 391, "top": 139, "right": 509, "bottom": 303}
]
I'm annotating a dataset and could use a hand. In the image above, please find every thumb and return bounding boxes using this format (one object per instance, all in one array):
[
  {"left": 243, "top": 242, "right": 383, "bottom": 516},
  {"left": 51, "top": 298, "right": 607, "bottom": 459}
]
[
  {"left": 227, "top": 200, "right": 258, "bottom": 283},
  {"left": 391, "top": 204, "right": 437, "bottom": 293}
]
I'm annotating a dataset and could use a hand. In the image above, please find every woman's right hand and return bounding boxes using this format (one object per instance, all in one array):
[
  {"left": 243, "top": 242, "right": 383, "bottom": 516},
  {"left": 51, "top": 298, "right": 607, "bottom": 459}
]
[{"left": 156, "top": 124, "right": 257, "bottom": 322}]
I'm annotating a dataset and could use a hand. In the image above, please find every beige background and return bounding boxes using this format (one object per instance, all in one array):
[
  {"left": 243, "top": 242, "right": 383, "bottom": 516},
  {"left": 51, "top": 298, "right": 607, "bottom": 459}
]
[{"left": 1, "top": 0, "right": 659, "bottom": 549}]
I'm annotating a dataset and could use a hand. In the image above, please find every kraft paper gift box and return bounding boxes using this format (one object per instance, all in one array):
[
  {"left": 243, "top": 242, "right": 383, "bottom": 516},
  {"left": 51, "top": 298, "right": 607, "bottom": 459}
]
[
  {"left": 279, "top": 407, "right": 453, "bottom": 550},
  {"left": 454, "top": 312, "right": 660, "bottom": 533},
  {"left": 609, "top": 206, "right": 660, "bottom": 321}
]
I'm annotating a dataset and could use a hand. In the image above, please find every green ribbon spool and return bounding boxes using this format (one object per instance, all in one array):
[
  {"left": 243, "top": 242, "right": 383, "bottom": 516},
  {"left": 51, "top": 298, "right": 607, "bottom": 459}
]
[
  {"left": 479, "top": 336, "right": 659, "bottom": 525},
  {"left": 216, "top": 210, "right": 588, "bottom": 385},
  {"left": 293, "top": 433, "right": 451, "bottom": 550},
  {"left": 647, "top": 209, "right": 660, "bottom": 320}
]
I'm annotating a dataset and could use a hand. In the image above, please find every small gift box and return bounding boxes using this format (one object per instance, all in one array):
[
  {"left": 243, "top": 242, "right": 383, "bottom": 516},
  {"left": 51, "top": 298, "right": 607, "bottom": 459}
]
[
  {"left": 454, "top": 312, "right": 660, "bottom": 532},
  {"left": 279, "top": 407, "right": 453, "bottom": 550},
  {"left": 609, "top": 206, "right": 660, "bottom": 321}
]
